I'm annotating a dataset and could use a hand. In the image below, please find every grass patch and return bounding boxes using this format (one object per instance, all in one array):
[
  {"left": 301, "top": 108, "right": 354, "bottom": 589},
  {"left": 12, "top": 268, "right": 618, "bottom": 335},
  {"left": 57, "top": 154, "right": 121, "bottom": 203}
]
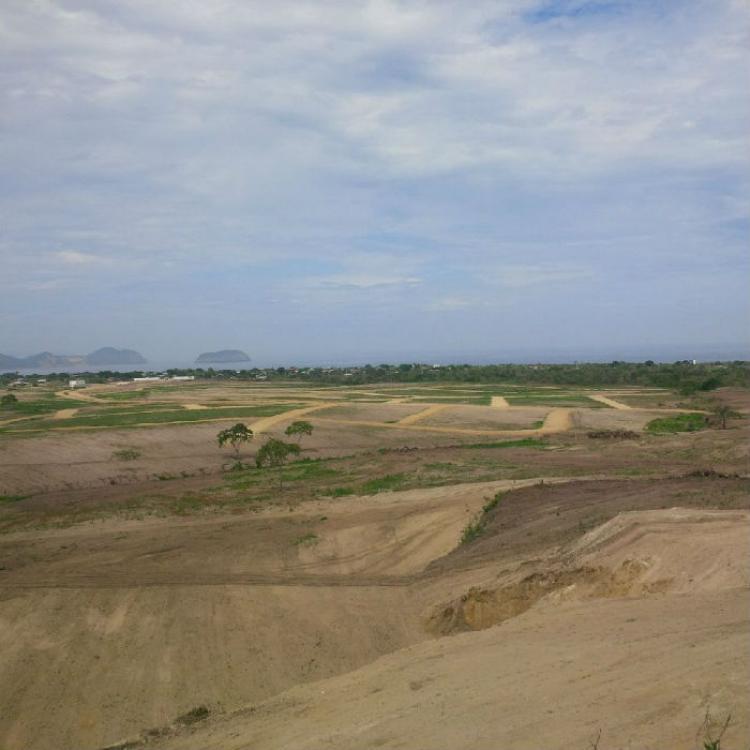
[
  {"left": 0, "top": 494, "right": 28, "bottom": 504},
  {"left": 292, "top": 532, "right": 319, "bottom": 547},
  {"left": 462, "top": 438, "right": 545, "bottom": 450},
  {"left": 360, "top": 473, "right": 407, "bottom": 494},
  {"left": 281, "top": 459, "right": 340, "bottom": 482},
  {"left": 1, "top": 397, "right": 80, "bottom": 416},
  {"left": 329, "top": 486, "right": 355, "bottom": 497},
  {"left": 646, "top": 413, "right": 707, "bottom": 434},
  {"left": 8, "top": 403, "right": 302, "bottom": 431},
  {"left": 96, "top": 390, "right": 151, "bottom": 401}
]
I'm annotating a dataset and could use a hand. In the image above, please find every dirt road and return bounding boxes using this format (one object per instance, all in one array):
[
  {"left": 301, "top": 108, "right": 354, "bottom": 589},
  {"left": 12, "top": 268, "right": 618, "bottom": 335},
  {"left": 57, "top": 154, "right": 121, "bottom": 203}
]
[
  {"left": 397, "top": 404, "right": 449, "bottom": 425},
  {"left": 590, "top": 393, "right": 632, "bottom": 409}
]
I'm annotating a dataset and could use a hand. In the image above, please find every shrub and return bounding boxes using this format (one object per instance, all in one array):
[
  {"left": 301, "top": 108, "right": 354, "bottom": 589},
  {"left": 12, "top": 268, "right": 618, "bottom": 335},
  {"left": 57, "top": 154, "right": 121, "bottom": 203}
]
[
  {"left": 112, "top": 448, "right": 141, "bottom": 461},
  {"left": 646, "top": 413, "right": 706, "bottom": 434},
  {"left": 175, "top": 705, "right": 210, "bottom": 725},
  {"left": 460, "top": 492, "right": 503, "bottom": 544}
]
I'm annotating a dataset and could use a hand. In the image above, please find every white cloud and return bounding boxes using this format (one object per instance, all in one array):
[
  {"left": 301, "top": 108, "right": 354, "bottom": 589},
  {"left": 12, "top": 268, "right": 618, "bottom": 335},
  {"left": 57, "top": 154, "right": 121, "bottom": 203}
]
[
  {"left": 55, "top": 250, "right": 106, "bottom": 265},
  {"left": 0, "top": 1, "right": 747, "bottom": 355},
  {"left": 488, "top": 264, "right": 595, "bottom": 288}
]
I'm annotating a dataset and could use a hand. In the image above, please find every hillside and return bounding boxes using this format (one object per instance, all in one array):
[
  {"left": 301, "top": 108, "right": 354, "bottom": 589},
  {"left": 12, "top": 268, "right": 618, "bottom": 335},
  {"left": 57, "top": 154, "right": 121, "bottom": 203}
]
[
  {"left": 195, "top": 349, "right": 250, "bottom": 363},
  {"left": 0, "top": 348, "right": 146, "bottom": 369}
]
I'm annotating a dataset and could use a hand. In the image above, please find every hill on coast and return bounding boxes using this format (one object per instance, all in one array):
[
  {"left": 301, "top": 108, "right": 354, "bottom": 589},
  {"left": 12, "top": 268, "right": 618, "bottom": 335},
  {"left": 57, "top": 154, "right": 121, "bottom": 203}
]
[
  {"left": 195, "top": 349, "right": 250, "bottom": 363},
  {"left": 0, "top": 347, "right": 147, "bottom": 369}
]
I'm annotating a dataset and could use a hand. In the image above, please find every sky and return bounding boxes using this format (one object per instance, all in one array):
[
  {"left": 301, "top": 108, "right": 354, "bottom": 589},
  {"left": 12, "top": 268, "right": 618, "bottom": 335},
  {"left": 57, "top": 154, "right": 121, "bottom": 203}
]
[{"left": 1, "top": 0, "right": 748, "bottom": 365}]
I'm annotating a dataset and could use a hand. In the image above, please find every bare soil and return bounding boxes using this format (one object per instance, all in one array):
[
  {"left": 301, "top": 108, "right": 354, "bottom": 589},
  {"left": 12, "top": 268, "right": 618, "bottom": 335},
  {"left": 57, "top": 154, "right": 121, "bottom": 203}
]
[{"left": 0, "top": 383, "right": 747, "bottom": 750}]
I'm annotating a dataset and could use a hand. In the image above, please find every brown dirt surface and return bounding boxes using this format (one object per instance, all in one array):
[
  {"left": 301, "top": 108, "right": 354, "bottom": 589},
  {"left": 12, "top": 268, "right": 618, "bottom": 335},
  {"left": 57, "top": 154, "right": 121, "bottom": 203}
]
[
  {"left": 1, "top": 381, "right": 748, "bottom": 750},
  {"left": 418, "top": 404, "right": 547, "bottom": 430},
  {"left": 2, "top": 475, "right": 748, "bottom": 750}
]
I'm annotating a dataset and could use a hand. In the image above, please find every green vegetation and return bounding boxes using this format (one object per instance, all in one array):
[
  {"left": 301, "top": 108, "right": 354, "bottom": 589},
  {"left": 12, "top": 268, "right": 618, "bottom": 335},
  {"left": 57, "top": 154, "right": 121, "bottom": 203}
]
[
  {"left": 646, "top": 413, "right": 707, "bottom": 434},
  {"left": 96, "top": 389, "right": 151, "bottom": 400},
  {"left": 285, "top": 420, "right": 314, "bottom": 442},
  {"left": 712, "top": 404, "right": 742, "bottom": 429},
  {"left": 1, "top": 393, "right": 18, "bottom": 408},
  {"left": 0, "top": 494, "right": 28, "bottom": 504},
  {"left": 112, "top": 448, "right": 141, "bottom": 461},
  {"left": 292, "top": 532, "right": 319, "bottom": 547},
  {"left": 461, "top": 491, "right": 504, "bottom": 544},
  {"left": 255, "top": 438, "right": 301, "bottom": 487},
  {"left": 329, "top": 486, "right": 355, "bottom": 497},
  {"left": 0, "top": 396, "right": 78, "bottom": 416},
  {"left": 217, "top": 422, "right": 253, "bottom": 459},
  {"left": 175, "top": 705, "right": 210, "bottom": 726},
  {"left": 2, "top": 404, "right": 300, "bottom": 432},
  {"left": 360, "top": 473, "right": 407, "bottom": 494},
  {"left": 281, "top": 459, "right": 339, "bottom": 482},
  {"left": 463, "top": 438, "right": 545, "bottom": 450}
]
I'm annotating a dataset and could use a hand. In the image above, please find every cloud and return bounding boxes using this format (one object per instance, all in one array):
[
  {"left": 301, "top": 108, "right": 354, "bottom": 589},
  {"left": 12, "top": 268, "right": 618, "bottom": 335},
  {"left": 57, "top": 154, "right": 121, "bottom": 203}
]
[
  {"left": 0, "top": 1, "right": 747, "bottom": 358},
  {"left": 488, "top": 264, "right": 596, "bottom": 288},
  {"left": 55, "top": 250, "right": 107, "bottom": 265}
]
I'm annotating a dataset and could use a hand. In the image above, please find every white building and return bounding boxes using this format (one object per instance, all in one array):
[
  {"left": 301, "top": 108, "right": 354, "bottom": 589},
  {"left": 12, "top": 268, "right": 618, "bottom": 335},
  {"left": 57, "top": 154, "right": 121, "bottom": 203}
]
[{"left": 68, "top": 379, "right": 86, "bottom": 388}]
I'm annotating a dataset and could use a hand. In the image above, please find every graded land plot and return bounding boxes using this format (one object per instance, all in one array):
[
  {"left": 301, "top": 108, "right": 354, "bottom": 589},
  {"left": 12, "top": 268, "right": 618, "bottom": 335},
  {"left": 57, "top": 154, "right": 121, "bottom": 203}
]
[
  {"left": 417, "top": 404, "right": 549, "bottom": 431},
  {"left": 574, "top": 407, "right": 664, "bottom": 432},
  {"left": 310, "top": 402, "right": 428, "bottom": 422}
]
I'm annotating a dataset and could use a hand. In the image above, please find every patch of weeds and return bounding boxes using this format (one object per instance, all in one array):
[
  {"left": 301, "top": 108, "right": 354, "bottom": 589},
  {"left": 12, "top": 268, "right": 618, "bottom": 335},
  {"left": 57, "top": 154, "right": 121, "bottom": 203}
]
[
  {"left": 460, "top": 491, "right": 503, "bottom": 545},
  {"left": 112, "top": 448, "right": 141, "bottom": 461},
  {"left": 329, "top": 487, "right": 354, "bottom": 497},
  {"left": 293, "top": 532, "right": 319, "bottom": 547},
  {"left": 0, "top": 494, "right": 28, "bottom": 503},
  {"left": 175, "top": 705, "right": 210, "bottom": 726},
  {"left": 359, "top": 473, "right": 406, "bottom": 494},
  {"left": 156, "top": 473, "right": 175, "bottom": 481},
  {"left": 646, "top": 413, "right": 706, "bottom": 434},
  {"left": 460, "top": 515, "right": 486, "bottom": 545},
  {"left": 424, "top": 462, "right": 457, "bottom": 470},
  {"left": 282, "top": 459, "right": 340, "bottom": 482},
  {"left": 462, "top": 438, "right": 545, "bottom": 450}
]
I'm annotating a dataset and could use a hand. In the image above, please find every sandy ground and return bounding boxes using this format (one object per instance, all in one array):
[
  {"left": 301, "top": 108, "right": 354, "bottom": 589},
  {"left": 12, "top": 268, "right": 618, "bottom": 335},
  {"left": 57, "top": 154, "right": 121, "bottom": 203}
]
[
  {"left": 154, "top": 588, "right": 748, "bottom": 750},
  {"left": 0, "top": 386, "right": 747, "bottom": 749},
  {"left": 419, "top": 405, "right": 548, "bottom": 430},
  {"left": 490, "top": 395, "right": 509, "bottom": 408},
  {"left": 589, "top": 393, "right": 632, "bottom": 409},
  {"left": 1, "top": 475, "right": 747, "bottom": 750},
  {"left": 397, "top": 404, "right": 450, "bottom": 425}
]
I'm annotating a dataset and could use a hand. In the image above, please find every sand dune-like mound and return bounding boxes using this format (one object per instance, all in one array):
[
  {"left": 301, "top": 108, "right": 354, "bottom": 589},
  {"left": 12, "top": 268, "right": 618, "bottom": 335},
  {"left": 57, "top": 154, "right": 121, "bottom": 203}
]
[{"left": 427, "top": 508, "right": 750, "bottom": 635}]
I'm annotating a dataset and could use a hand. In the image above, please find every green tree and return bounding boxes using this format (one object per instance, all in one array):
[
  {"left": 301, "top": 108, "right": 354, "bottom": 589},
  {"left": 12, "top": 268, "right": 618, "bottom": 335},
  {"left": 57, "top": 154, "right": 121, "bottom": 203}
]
[
  {"left": 217, "top": 423, "right": 253, "bottom": 459},
  {"left": 712, "top": 404, "right": 740, "bottom": 430},
  {"left": 255, "top": 438, "right": 301, "bottom": 488},
  {"left": 284, "top": 420, "right": 314, "bottom": 444},
  {"left": 0, "top": 394, "right": 18, "bottom": 409}
]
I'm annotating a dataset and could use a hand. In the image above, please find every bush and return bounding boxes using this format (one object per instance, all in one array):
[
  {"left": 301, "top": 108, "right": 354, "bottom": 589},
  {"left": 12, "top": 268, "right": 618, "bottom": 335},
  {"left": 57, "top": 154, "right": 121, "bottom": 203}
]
[
  {"left": 646, "top": 413, "right": 706, "bottom": 434},
  {"left": 113, "top": 448, "right": 141, "bottom": 461},
  {"left": 0, "top": 393, "right": 18, "bottom": 408},
  {"left": 175, "top": 705, "right": 210, "bottom": 726}
]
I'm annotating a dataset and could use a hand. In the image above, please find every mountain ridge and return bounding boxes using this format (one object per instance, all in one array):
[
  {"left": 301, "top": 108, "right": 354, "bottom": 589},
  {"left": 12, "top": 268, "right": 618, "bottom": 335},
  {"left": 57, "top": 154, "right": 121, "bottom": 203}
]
[{"left": 0, "top": 347, "right": 147, "bottom": 369}]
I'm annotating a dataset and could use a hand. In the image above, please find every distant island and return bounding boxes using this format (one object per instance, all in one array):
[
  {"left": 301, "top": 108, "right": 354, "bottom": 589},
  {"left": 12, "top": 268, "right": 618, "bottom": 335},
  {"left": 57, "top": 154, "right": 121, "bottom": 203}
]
[
  {"left": 196, "top": 349, "right": 251, "bottom": 364},
  {"left": 0, "top": 347, "right": 147, "bottom": 369}
]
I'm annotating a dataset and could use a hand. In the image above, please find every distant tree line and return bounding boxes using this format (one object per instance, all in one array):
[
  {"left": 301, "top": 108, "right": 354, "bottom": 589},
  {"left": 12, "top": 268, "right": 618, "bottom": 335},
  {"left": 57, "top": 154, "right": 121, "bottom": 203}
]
[{"left": 2, "top": 361, "right": 748, "bottom": 393}]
